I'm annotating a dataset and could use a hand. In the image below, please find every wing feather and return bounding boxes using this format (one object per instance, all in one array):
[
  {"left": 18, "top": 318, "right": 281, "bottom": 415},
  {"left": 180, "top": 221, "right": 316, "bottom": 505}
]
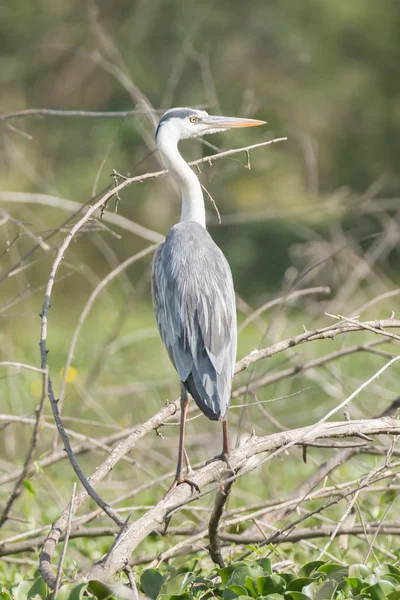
[{"left": 152, "top": 222, "right": 236, "bottom": 420}]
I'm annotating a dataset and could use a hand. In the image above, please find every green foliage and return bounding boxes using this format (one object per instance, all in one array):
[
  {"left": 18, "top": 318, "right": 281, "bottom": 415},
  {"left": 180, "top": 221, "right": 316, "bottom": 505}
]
[{"left": 4, "top": 560, "right": 400, "bottom": 599}]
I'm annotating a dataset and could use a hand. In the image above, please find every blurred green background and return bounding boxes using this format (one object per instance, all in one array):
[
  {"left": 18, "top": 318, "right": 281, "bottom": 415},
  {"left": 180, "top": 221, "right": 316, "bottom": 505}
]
[{"left": 1, "top": 0, "right": 400, "bottom": 584}]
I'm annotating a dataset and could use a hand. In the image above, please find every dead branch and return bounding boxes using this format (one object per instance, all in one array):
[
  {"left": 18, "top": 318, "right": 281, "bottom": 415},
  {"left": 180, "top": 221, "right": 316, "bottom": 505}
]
[
  {"left": 1, "top": 108, "right": 153, "bottom": 120},
  {"left": 208, "top": 471, "right": 234, "bottom": 567},
  {"left": 37, "top": 320, "right": 400, "bottom": 585},
  {"left": 222, "top": 522, "right": 400, "bottom": 545},
  {"left": 59, "top": 245, "right": 157, "bottom": 405},
  {"left": 0, "top": 370, "right": 47, "bottom": 528},
  {"left": 234, "top": 317, "right": 400, "bottom": 374},
  {"left": 238, "top": 286, "right": 331, "bottom": 333},
  {"left": 80, "top": 417, "right": 400, "bottom": 582},
  {"left": 233, "top": 339, "right": 388, "bottom": 398},
  {"left": 53, "top": 483, "right": 76, "bottom": 597},
  {"left": 0, "top": 191, "right": 164, "bottom": 243}
]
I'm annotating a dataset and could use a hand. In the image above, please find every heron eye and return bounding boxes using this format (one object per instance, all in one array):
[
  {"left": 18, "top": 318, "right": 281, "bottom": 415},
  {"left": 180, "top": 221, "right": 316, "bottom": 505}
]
[{"left": 189, "top": 116, "right": 198, "bottom": 123}]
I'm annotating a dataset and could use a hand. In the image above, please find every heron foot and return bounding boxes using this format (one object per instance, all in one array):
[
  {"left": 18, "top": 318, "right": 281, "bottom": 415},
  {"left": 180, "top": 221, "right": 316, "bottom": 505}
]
[
  {"left": 164, "top": 474, "right": 200, "bottom": 497},
  {"left": 206, "top": 452, "right": 233, "bottom": 472}
]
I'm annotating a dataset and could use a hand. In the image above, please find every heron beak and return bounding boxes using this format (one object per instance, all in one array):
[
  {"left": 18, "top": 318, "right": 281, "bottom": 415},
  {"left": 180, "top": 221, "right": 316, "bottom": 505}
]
[{"left": 203, "top": 116, "right": 266, "bottom": 129}]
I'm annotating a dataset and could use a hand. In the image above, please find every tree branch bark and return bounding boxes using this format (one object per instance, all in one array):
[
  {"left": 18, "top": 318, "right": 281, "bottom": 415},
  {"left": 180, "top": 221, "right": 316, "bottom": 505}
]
[{"left": 81, "top": 417, "right": 400, "bottom": 582}]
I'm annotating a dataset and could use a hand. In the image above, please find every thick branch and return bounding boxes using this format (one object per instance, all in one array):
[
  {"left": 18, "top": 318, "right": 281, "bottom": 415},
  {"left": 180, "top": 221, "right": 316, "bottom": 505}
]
[
  {"left": 234, "top": 317, "right": 400, "bottom": 374},
  {"left": 82, "top": 417, "right": 400, "bottom": 582}
]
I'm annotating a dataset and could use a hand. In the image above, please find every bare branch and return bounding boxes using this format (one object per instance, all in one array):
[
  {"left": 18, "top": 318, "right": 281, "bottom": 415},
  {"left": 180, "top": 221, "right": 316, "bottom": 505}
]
[
  {"left": 208, "top": 472, "right": 234, "bottom": 567},
  {"left": 238, "top": 286, "right": 331, "bottom": 333},
  {"left": 0, "top": 370, "right": 48, "bottom": 528},
  {"left": 52, "top": 483, "right": 76, "bottom": 598},
  {"left": 82, "top": 417, "right": 400, "bottom": 582},
  {"left": 1, "top": 108, "right": 156, "bottom": 120},
  {"left": 223, "top": 522, "right": 400, "bottom": 545},
  {"left": 235, "top": 318, "right": 400, "bottom": 374}
]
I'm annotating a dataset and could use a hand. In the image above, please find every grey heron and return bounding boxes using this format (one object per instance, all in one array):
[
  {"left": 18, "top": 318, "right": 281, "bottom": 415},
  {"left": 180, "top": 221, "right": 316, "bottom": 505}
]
[{"left": 152, "top": 107, "right": 265, "bottom": 491}]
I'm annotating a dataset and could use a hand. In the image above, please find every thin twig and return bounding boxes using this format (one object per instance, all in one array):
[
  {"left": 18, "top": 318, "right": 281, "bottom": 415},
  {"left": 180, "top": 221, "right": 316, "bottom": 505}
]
[
  {"left": 0, "top": 370, "right": 48, "bottom": 528},
  {"left": 52, "top": 483, "right": 76, "bottom": 598},
  {"left": 238, "top": 286, "right": 331, "bottom": 332},
  {"left": 1, "top": 108, "right": 157, "bottom": 120}
]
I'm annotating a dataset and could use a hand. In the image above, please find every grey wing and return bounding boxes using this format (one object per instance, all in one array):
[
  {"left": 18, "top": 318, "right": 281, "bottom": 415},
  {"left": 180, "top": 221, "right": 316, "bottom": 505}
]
[{"left": 152, "top": 242, "right": 236, "bottom": 421}]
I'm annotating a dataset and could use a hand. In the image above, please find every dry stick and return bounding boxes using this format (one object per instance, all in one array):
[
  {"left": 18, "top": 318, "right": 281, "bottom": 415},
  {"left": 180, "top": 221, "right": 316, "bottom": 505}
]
[
  {"left": 0, "top": 361, "right": 46, "bottom": 374},
  {"left": 238, "top": 286, "right": 331, "bottom": 333},
  {"left": 84, "top": 355, "right": 400, "bottom": 580},
  {"left": 229, "top": 355, "right": 400, "bottom": 490},
  {"left": 59, "top": 245, "right": 157, "bottom": 405},
  {"left": 52, "top": 483, "right": 76, "bottom": 598},
  {"left": 82, "top": 418, "right": 400, "bottom": 582},
  {"left": 235, "top": 465, "right": 399, "bottom": 561},
  {"left": 0, "top": 191, "right": 164, "bottom": 244},
  {"left": 0, "top": 108, "right": 156, "bottom": 121},
  {"left": 38, "top": 320, "right": 400, "bottom": 586},
  {"left": 39, "top": 399, "right": 180, "bottom": 585},
  {"left": 244, "top": 396, "right": 400, "bottom": 537},
  {"left": 123, "top": 565, "right": 139, "bottom": 599},
  {"left": 0, "top": 414, "right": 135, "bottom": 460},
  {"left": 234, "top": 317, "right": 400, "bottom": 374},
  {"left": 317, "top": 491, "right": 360, "bottom": 560},
  {"left": 232, "top": 339, "right": 389, "bottom": 398},
  {"left": 223, "top": 523, "right": 400, "bottom": 545},
  {"left": 0, "top": 417, "right": 174, "bottom": 488},
  {"left": 208, "top": 472, "right": 234, "bottom": 567},
  {"left": 0, "top": 370, "right": 48, "bottom": 529},
  {"left": 363, "top": 491, "right": 398, "bottom": 565},
  {"left": 5, "top": 481, "right": 400, "bottom": 559}
]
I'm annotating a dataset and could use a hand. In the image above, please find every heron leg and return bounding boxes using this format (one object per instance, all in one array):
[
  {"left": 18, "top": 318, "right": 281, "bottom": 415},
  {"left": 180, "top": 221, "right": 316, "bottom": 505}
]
[
  {"left": 205, "top": 419, "right": 233, "bottom": 471},
  {"left": 166, "top": 387, "right": 200, "bottom": 495}
]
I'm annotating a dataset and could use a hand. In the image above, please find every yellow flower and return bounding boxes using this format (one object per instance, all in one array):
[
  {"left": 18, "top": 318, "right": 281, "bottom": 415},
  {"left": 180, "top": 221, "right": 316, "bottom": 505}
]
[
  {"left": 60, "top": 366, "right": 78, "bottom": 384},
  {"left": 30, "top": 380, "right": 43, "bottom": 398}
]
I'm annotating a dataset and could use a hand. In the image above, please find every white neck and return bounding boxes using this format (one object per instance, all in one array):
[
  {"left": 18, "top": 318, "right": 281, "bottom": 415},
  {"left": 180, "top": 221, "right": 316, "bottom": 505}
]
[{"left": 156, "top": 130, "right": 206, "bottom": 228}]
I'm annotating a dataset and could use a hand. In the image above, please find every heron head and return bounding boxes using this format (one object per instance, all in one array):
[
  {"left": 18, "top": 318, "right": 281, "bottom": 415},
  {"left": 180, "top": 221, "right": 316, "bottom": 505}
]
[{"left": 155, "top": 107, "right": 266, "bottom": 143}]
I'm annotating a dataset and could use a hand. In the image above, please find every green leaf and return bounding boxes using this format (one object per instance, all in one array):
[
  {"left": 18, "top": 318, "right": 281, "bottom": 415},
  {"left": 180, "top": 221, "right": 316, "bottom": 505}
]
[
  {"left": 387, "top": 593, "right": 400, "bottom": 600},
  {"left": 317, "top": 563, "right": 347, "bottom": 577},
  {"left": 256, "top": 558, "right": 272, "bottom": 574},
  {"left": 285, "top": 577, "right": 315, "bottom": 592},
  {"left": 27, "top": 578, "right": 47, "bottom": 599},
  {"left": 159, "top": 573, "right": 193, "bottom": 597},
  {"left": 86, "top": 581, "right": 113, "bottom": 600},
  {"left": 227, "top": 566, "right": 263, "bottom": 589},
  {"left": 285, "top": 593, "right": 311, "bottom": 600},
  {"left": 255, "top": 575, "right": 285, "bottom": 596},
  {"left": 314, "top": 580, "right": 337, "bottom": 600},
  {"left": 361, "top": 581, "right": 396, "bottom": 600},
  {"left": 23, "top": 480, "right": 36, "bottom": 495},
  {"left": 224, "top": 585, "right": 249, "bottom": 598},
  {"left": 244, "top": 576, "right": 257, "bottom": 597},
  {"left": 55, "top": 584, "right": 89, "bottom": 600},
  {"left": 345, "top": 577, "right": 364, "bottom": 591},
  {"left": 218, "top": 563, "right": 248, "bottom": 586},
  {"left": 349, "top": 564, "right": 370, "bottom": 580},
  {"left": 140, "top": 569, "right": 164, "bottom": 599},
  {"left": 12, "top": 580, "right": 35, "bottom": 600},
  {"left": 279, "top": 573, "right": 295, "bottom": 585},
  {"left": 160, "top": 595, "right": 191, "bottom": 600},
  {"left": 299, "top": 562, "right": 325, "bottom": 578}
]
